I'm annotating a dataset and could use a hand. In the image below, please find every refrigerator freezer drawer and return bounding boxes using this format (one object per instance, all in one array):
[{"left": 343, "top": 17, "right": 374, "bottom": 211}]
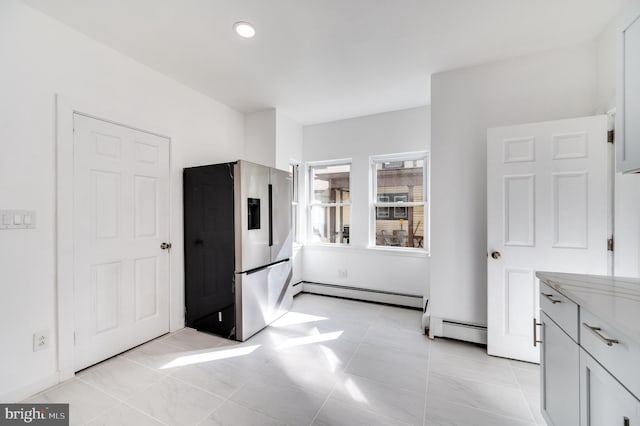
[{"left": 235, "top": 260, "right": 293, "bottom": 341}]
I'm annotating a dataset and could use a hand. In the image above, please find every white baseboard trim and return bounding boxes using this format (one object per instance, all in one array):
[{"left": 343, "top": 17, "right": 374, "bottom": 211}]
[
  {"left": 291, "top": 281, "right": 303, "bottom": 296},
  {"left": 429, "top": 316, "right": 487, "bottom": 345},
  {"left": 1, "top": 372, "right": 60, "bottom": 402},
  {"left": 300, "top": 282, "right": 423, "bottom": 308}
]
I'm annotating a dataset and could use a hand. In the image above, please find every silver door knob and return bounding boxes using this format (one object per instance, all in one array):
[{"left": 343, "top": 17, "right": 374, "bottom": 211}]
[
  {"left": 491, "top": 251, "right": 501, "bottom": 259},
  {"left": 161, "top": 242, "right": 172, "bottom": 250}
]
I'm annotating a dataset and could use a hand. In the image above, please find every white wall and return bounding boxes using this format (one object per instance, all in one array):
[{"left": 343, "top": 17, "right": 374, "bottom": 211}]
[
  {"left": 274, "top": 111, "right": 304, "bottom": 284},
  {"left": 244, "top": 109, "right": 277, "bottom": 168},
  {"left": 276, "top": 111, "right": 304, "bottom": 171},
  {"left": 430, "top": 42, "right": 599, "bottom": 329},
  {"left": 302, "top": 106, "right": 430, "bottom": 297},
  {"left": 0, "top": 0, "right": 245, "bottom": 401}
]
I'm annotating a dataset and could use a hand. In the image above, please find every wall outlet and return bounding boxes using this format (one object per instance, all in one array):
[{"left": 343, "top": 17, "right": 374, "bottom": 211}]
[
  {"left": 338, "top": 269, "right": 348, "bottom": 279},
  {"left": 33, "top": 329, "right": 50, "bottom": 352}
]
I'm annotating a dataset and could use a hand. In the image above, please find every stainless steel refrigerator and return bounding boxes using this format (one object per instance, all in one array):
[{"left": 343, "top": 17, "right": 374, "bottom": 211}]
[{"left": 183, "top": 160, "right": 293, "bottom": 341}]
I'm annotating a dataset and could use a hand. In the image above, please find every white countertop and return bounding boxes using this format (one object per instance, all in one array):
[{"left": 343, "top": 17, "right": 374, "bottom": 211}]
[{"left": 536, "top": 271, "right": 640, "bottom": 344}]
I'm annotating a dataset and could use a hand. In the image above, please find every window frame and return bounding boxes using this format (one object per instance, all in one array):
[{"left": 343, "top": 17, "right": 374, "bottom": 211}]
[
  {"left": 289, "top": 162, "right": 300, "bottom": 244},
  {"left": 306, "top": 159, "right": 352, "bottom": 245},
  {"left": 370, "top": 152, "right": 429, "bottom": 252}
]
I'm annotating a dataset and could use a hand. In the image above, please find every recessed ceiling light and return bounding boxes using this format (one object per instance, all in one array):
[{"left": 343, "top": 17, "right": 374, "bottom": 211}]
[{"left": 233, "top": 21, "right": 256, "bottom": 38}]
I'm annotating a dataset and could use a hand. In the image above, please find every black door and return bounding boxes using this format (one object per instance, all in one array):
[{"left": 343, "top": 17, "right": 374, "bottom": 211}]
[{"left": 183, "top": 163, "right": 235, "bottom": 338}]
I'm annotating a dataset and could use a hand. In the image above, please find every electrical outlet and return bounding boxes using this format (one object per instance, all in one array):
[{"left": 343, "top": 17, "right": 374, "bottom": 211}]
[
  {"left": 33, "top": 329, "right": 50, "bottom": 352},
  {"left": 338, "top": 269, "right": 348, "bottom": 279}
]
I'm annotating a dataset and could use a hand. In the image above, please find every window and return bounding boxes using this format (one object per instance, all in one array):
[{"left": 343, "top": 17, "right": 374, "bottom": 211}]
[
  {"left": 289, "top": 162, "right": 300, "bottom": 243},
  {"left": 371, "top": 153, "right": 427, "bottom": 250},
  {"left": 308, "top": 161, "right": 351, "bottom": 244}
]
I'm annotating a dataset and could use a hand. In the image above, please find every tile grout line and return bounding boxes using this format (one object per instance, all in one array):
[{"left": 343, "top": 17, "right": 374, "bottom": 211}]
[
  {"left": 45, "top": 296, "right": 472, "bottom": 425},
  {"left": 428, "top": 367, "right": 527, "bottom": 392},
  {"left": 509, "top": 361, "right": 540, "bottom": 425},
  {"left": 422, "top": 336, "right": 433, "bottom": 426},
  {"left": 73, "top": 376, "right": 169, "bottom": 426},
  {"left": 307, "top": 318, "right": 374, "bottom": 426},
  {"left": 424, "top": 362, "right": 538, "bottom": 425},
  {"left": 426, "top": 397, "right": 539, "bottom": 426},
  {"left": 74, "top": 356, "right": 182, "bottom": 425}
]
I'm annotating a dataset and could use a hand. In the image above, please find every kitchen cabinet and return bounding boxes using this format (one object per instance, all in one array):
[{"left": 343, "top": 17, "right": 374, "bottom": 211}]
[
  {"left": 617, "top": 7, "right": 640, "bottom": 173},
  {"left": 536, "top": 272, "right": 640, "bottom": 426},
  {"left": 580, "top": 348, "right": 640, "bottom": 426},
  {"left": 540, "top": 312, "right": 580, "bottom": 426}
]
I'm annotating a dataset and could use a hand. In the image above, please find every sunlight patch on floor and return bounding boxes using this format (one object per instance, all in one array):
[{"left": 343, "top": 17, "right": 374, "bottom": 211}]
[
  {"left": 160, "top": 345, "right": 261, "bottom": 369},
  {"left": 344, "top": 377, "right": 369, "bottom": 404},
  {"left": 276, "top": 331, "right": 343, "bottom": 350},
  {"left": 270, "top": 311, "right": 328, "bottom": 327}
]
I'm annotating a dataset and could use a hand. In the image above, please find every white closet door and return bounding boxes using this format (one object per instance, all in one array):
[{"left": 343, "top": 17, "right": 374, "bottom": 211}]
[
  {"left": 487, "top": 116, "right": 609, "bottom": 363},
  {"left": 73, "top": 114, "right": 170, "bottom": 371}
]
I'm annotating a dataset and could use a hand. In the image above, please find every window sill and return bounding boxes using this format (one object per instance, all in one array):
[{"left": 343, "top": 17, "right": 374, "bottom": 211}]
[
  {"left": 366, "top": 245, "right": 429, "bottom": 257},
  {"left": 304, "top": 242, "right": 353, "bottom": 248},
  {"left": 302, "top": 243, "right": 429, "bottom": 258}
]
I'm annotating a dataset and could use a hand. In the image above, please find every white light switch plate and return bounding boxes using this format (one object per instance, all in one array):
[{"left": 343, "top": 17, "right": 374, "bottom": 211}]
[{"left": 0, "top": 210, "right": 36, "bottom": 229}]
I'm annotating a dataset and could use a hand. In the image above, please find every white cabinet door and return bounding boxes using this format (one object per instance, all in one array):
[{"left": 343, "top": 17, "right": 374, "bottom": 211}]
[
  {"left": 487, "top": 116, "right": 609, "bottom": 362},
  {"left": 73, "top": 114, "right": 170, "bottom": 371},
  {"left": 617, "top": 8, "right": 640, "bottom": 173},
  {"left": 540, "top": 312, "right": 580, "bottom": 426},
  {"left": 580, "top": 348, "right": 640, "bottom": 426}
]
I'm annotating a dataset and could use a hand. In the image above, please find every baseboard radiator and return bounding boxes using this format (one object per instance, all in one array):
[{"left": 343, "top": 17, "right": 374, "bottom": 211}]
[
  {"left": 298, "top": 281, "right": 423, "bottom": 309},
  {"left": 440, "top": 320, "right": 487, "bottom": 345}
]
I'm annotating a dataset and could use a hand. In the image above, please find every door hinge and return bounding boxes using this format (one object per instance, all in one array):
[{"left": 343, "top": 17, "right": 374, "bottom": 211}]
[
  {"left": 607, "top": 238, "right": 614, "bottom": 252},
  {"left": 73, "top": 332, "right": 76, "bottom": 345},
  {"left": 607, "top": 129, "right": 615, "bottom": 144}
]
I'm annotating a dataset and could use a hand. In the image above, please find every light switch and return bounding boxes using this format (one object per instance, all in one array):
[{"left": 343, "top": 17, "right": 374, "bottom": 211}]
[{"left": 0, "top": 210, "right": 36, "bottom": 230}]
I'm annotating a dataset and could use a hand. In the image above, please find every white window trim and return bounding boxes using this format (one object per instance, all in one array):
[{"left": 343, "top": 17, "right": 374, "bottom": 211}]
[
  {"left": 290, "top": 161, "right": 301, "bottom": 245},
  {"left": 306, "top": 158, "right": 352, "bottom": 246},
  {"left": 369, "top": 151, "right": 429, "bottom": 252}
]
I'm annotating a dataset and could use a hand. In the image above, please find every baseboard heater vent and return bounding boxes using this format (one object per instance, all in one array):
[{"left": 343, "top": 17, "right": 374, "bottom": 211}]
[
  {"left": 300, "top": 281, "right": 423, "bottom": 309},
  {"left": 442, "top": 320, "right": 487, "bottom": 345}
]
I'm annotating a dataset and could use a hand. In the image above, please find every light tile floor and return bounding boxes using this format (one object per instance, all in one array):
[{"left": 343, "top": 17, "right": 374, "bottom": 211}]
[{"left": 27, "top": 294, "right": 546, "bottom": 425}]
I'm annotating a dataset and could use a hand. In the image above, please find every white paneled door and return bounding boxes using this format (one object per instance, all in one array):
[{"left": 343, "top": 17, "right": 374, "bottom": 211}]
[
  {"left": 73, "top": 114, "right": 170, "bottom": 371},
  {"left": 487, "top": 116, "right": 609, "bottom": 363}
]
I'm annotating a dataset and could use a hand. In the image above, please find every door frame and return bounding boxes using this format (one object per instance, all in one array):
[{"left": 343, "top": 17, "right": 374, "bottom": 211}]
[{"left": 56, "top": 94, "right": 173, "bottom": 380}]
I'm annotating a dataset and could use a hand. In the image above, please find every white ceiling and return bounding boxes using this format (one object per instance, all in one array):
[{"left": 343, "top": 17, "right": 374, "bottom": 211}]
[{"left": 22, "top": 0, "right": 627, "bottom": 124}]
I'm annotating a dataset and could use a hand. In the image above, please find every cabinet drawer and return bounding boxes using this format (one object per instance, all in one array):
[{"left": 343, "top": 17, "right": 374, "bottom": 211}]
[
  {"left": 540, "top": 282, "right": 579, "bottom": 342},
  {"left": 581, "top": 308, "right": 640, "bottom": 400}
]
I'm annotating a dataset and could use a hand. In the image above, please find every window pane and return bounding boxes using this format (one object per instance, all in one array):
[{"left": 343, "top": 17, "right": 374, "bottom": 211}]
[
  {"left": 375, "top": 206, "right": 424, "bottom": 248},
  {"left": 310, "top": 205, "right": 350, "bottom": 244},
  {"left": 376, "top": 159, "right": 424, "bottom": 202},
  {"left": 311, "top": 164, "right": 350, "bottom": 204}
]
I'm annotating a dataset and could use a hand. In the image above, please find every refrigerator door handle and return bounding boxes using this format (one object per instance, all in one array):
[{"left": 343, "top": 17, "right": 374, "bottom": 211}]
[{"left": 268, "top": 183, "right": 273, "bottom": 247}]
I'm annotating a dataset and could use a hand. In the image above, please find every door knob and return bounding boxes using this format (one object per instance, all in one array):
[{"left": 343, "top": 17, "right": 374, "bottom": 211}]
[
  {"left": 160, "top": 242, "right": 172, "bottom": 250},
  {"left": 491, "top": 251, "right": 501, "bottom": 259}
]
